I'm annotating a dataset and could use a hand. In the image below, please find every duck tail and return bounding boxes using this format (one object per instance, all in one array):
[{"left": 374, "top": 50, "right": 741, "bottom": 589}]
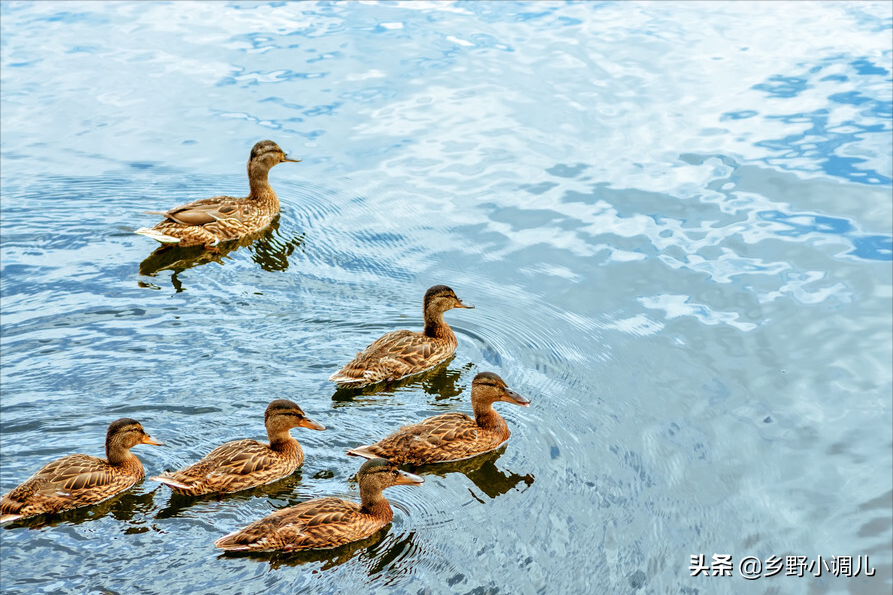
[
  {"left": 135, "top": 227, "right": 182, "bottom": 244},
  {"left": 346, "top": 445, "right": 376, "bottom": 459},
  {"left": 149, "top": 475, "right": 194, "bottom": 491},
  {"left": 215, "top": 529, "right": 266, "bottom": 552},
  {"left": 328, "top": 371, "right": 369, "bottom": 387}
]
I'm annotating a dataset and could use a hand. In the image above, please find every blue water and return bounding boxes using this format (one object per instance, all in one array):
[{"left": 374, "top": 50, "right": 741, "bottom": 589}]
[{"left": 1, "top": 2, "right": 891, "bottom": 594}]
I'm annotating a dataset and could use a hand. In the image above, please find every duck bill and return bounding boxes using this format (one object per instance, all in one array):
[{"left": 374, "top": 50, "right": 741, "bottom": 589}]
[
  {"left": 299, "top": 417, "right": 326, "bottom": 431},
  {"left": 455, "top": 300, "right": 474, "bottom": 309},
  {"left": 501, "top": 389, "right": 530, "bottom": 407},
  {"left": 282, "top": 155, "right": 301, "bottom": 163},
  {"left": 394, "top": 470, "right": 425, "bottom": 486},
  {"left": 142, "top": 435, "right": 165, "bottom": 446}
]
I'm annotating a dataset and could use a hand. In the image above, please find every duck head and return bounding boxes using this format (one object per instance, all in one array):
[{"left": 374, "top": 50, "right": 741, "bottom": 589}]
[{"left": 265, "top": 399, "right": 326, "bottom": 432}]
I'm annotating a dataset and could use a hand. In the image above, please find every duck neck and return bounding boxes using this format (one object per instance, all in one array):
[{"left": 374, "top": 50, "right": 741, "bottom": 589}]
[
  {"left": 106, "top": 445, "right": 143, "bottom": 475},
  {"left": 267, "top": 427, "right": 299, "bottom": 454},
  {"left": 105, "top": 437, "right": 133, "bottom": 466},
  {"left": 423, "top": 310, "right": 455, "bottom": 340},
  {"left": 359, "top": 484, "right": 394, "bottom": 520},
  {"left": 473, "top": 402, "right": 508, "bottom": 435},
  {"left": 248, "top": 164, "right": 278, "bottom": 206}
]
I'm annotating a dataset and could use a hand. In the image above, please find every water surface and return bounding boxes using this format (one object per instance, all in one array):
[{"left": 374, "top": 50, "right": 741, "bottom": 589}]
[{"left": 1, "top": 2, "right": 891, "bottom": 594}]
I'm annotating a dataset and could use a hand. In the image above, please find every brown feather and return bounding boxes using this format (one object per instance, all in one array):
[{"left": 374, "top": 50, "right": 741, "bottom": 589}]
[
  {"left": 152, "top": 440, "right": 303, "bottom": 496},
  {"left": 216, "top": 459, "right": 421, "bottom": 552},
  {"left": 151, "top": 399, "right": 322, "bottom": 496},
  {"left": 216, "top": 498, "right": 386, "bottom": 552},
  {"left": 1, "top": 419, "right": 161, "bottom": 522},
  {"left": 354, "top": 412, "right": 508, "bottom": 465},
  {"left": 330, "top": 329, "right": 457, "bottom": 386},
  {"left": 1, "top": 454, "right": 144, "bottom": 520},
  {"left": 346, "top": 372, "right": 529, "bottom": 465},
  {"left": 137, "top": 140, "right": 298, "bottom": 248},
  {"left": 330, "top": 285, "right": 472, "bottom": 388}
]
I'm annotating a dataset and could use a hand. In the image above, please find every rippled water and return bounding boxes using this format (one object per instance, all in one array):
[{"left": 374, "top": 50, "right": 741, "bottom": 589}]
[{"left": 1, "top": 1, "right": 891, "bottom": 594}]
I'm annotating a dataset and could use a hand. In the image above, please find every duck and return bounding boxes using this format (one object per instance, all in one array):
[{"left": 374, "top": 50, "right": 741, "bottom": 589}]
[
  {"left": 150, "top": 399, "right": 325, "bottom": 496},
  {"left": 347, "top": 372, "right": 529, "bottom": 465},
  {"left": 135, "top": 140, "right": 300, "bottom": 248},
  {"left": 215, "top": 458, "right": 423, "bottom": 552},
  {"left": 0, "top": 418, "right": 163, "bottom": 523},
  {"left": 329, "top": 285, "right": 473, "bottom": 388}
]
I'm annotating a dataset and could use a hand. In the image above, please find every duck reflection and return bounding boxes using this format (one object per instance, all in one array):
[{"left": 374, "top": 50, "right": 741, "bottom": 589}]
[
  {"left": 138, "top": 216, "right": 305, "bottom": 280},
  {"left": 415, "top": 446, "right": 534, "bottom": 500},
  {"left": 223, "top": 526, "right": 426, "bottom": 575},
  {"left": 342, "top": 446, "right": 533, "bottom": 500},
  {"left": 418, "top": 361, "right": 474, "bottom": 402}
]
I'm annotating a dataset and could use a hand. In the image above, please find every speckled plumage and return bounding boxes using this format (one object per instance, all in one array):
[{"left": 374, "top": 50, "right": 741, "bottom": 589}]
[
  {"left": 150, "top": 399, "right": 324, "bottom": 496},
  {"left": 215, "top": 458, "right": 423, "bottom": 552},
  {"left": 0, "top": 419, "right": 163, "bottom": 523},
  {"left": 136, "top": 140, "right": 300, "bottom": 248},
  {"left": 329, "top": 285, "right": 473, "bottom": 388},
  {"left": 347, "top": 372, "right": 530, "bottom": 465}
]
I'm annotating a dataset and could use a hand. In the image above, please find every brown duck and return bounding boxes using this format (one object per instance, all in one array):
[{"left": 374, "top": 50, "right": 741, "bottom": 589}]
[
  {"left": 347, "top": 372, "right": 530, "bottom": 464},
  {"left": 136, "top": 140, "right": 300, "bottom": 248},
  {"left": 150, "top": 400, "right": 325, "bottom": 496},
  {"left": 329, "top": 285, "right": 473, "bottom": 388},
  {"left": 0, "top": 418, "right": 163, "bottom": 523},
  {"left": 215, "top": 458, "right": 423, "bottom": 552}
]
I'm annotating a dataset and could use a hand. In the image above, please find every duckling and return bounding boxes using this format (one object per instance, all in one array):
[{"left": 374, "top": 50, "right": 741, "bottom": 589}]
[
  {"left": 329, "top": 285, "right": 473, "bottom": 388},
  {"left": 0, "top": 418, "right": 163, "bottom": 523},
  {"left": 136, "top": 140, "right": 300, "bottom": 248},
  {"left": 150, "top": 400, "right": 325, "bottom": 496},
  {"left": 347, "top": 372, "right": 529, "bottom": 464},
  {"left": 215, "top": 458, "right": 423, "bottom": 552}
]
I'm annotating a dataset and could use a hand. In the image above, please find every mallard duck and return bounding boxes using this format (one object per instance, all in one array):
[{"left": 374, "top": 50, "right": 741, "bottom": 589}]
[
  {"left": 347, "top": 372, "right": 529, "bottom": 464},
  {"left": 135, "top": 140, "right": 300, "bottom": 248},
  {"left": 329, "top": 285, "right": 473, "bottom": 388},
  {"left": 0, "top": 418, "right": 163, "bottom": 523},
  {"left": 215, "top": 458, "right": 423, "bottom": 552},
  {"left": 150, "top": 399, "right": 325, "bottom": 496}
]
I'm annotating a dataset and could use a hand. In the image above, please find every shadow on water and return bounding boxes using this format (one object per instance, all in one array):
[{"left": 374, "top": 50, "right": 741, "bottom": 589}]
[
  {"left": 340, "top": 446, "right": 534, "bottom": 500},
  {"left": 137, "top": 217, "right": 306, "bottom": 289},
  {"left": 221, "top": 527, "right": 425, "bottom": 578},
  {"left": 153, "top": 470, "right": 306, "bottom": 519},
  {"left": 413, "top": 446, "right": 535, "bottom": 500},
  {"left": 1, "top": 488, "right": 158, "bottom": 531},
  {"left": 330, "top": 359, "right": 476, "bottom": 406}
]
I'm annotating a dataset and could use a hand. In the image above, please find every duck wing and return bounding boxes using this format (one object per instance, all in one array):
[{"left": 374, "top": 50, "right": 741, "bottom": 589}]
[
  {"left": 216, "top": 497, "right": 384, "bottom": 552},
  {"left": 1, "top": 454, "right": 141, "bottom": 519},
  {"left": 330, "top": 330, "right": 455, "bottom": 386},
  {"left": 153, "top": 439, "right": 298, "bottom": 495},
  {"left": 161, "top": 197, "right": 258, "bottom": 227},
  {"left": 23, "top": 454, "right": 139, "bottom": 495},
  {"left": 351, "top": 412, "right": 496, "bottom": 464}
]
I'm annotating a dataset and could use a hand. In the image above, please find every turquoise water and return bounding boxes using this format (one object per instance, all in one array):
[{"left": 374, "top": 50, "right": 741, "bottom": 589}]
[{"left": 1, "top": 1, "right": 891, "bottom": 594}]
